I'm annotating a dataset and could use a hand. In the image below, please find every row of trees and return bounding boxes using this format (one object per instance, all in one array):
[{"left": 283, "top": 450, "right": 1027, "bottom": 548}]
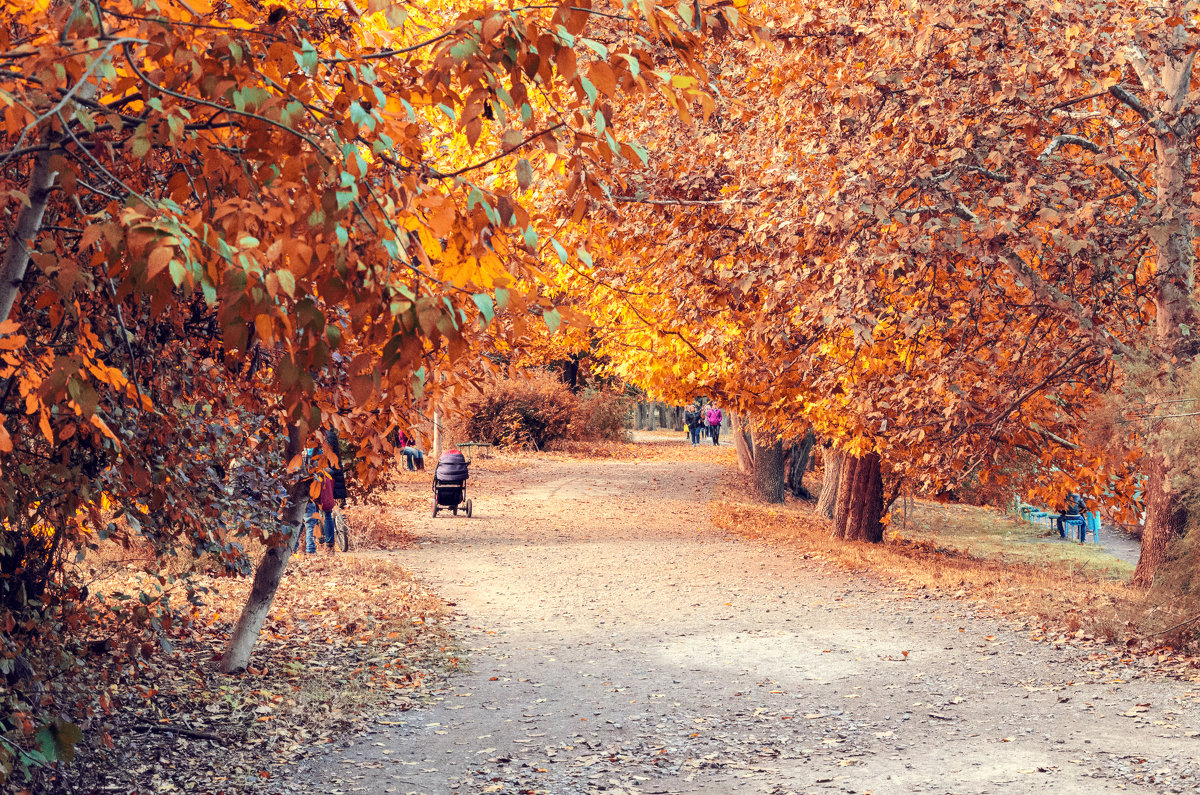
[
  {"left": 4, "top": 0, "right": 1200, "bottom": 781},
  {"left": 553, "top": 0, "right": 1200, "bottom": 586}
]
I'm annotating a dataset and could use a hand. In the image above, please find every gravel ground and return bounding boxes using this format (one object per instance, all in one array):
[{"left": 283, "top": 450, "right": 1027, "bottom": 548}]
[{"left": 290, "top": 448, "right": 1200, "bottom": 795}]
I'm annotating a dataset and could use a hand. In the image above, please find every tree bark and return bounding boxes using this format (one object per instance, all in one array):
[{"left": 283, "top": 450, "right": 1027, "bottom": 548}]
[
  {"left": 731, "top": 413, "right": 754, "bottom": 474},
  {"left": 752, "top": 432, "right": 785, "bottom": 504},
  {"left": 846, "top": 453, "right": 884, "bottom": 543},
  {"left": 785, "top": 430, "right": 816, "bottom": 499},
  {"left": 1132, "top": 457, "right": 1189, "bottom": 587},
  {"left": 1, "top": 149, "right": 57, "bottom": 325},
  {"left": 832, "top": 453, "right": 860, "bottom": 539},
  {"left": 220, "top": 424, "right": 308, "bottom": 673},
  {"left": 816, "top": 447, "right": 843, "bottom": 519},
  {"left": 670, "top": 406, "right": 685, "bottom": 432}
]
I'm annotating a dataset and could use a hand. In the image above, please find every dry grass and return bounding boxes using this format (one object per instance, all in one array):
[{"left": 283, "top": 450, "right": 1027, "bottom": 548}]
[{"left": 709, "top": 473, "right": 1172, "bottom": 651}]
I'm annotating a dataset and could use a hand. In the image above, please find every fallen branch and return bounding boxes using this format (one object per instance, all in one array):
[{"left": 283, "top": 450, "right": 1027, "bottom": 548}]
[{"left": 133, "top": 720, "right": 225, "bottom": 742}]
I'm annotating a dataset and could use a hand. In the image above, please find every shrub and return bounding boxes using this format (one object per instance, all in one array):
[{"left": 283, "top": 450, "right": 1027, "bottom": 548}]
[
  {"left": 463, "top": 372, "right": 578, "bottom": 450},
  {"left": 575, "top": 390, "right": 632, "bottom": 443},
  {"left": 460, "top": 374, "right": 632, "bottom": 450}
]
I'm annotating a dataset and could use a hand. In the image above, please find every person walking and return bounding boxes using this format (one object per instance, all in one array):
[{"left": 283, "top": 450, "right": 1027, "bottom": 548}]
[
  {"left": 705, "top": 404, "right": 723, "bottom": 445},
  {"left": 684, "top": 404, "right": 701, "bottom": 445},
  {"left": 305, "top": 470, "right": 336, "bottom": 553}
]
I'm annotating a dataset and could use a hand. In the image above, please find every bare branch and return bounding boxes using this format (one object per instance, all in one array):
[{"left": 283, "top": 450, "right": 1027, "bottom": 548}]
[{"left": 613, "top": 195, "right": 758, "bottom": 207}]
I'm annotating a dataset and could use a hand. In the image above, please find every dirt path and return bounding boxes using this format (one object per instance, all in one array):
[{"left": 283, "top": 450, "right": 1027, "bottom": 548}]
[{"left": 293, "top": 449, "right": 1200, "bottom": 794}]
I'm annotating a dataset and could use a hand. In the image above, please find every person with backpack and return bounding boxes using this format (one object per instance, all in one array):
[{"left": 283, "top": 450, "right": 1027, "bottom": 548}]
[
  {"left": 326, "top": 426, "right": 348, "bottom": 504},
  {"left": 303, "top": 471, "right": 336, "bottom": 553},
  {"left": 705, "top": 404, "right": 723, "bottom": 445}
]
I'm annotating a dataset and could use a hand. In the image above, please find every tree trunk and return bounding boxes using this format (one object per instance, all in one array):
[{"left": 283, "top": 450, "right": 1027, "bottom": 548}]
[
  {"left": 220, "top": 425, "right": 308, "bottom": 673},
  {"left": 671, "top": 406, "right": 685, "bottom": 432},
  {"left": 816, "top": 447, "right": 843, "bottom": 519},
  {"left": 752, "top": 432, "right": 785, "bottom": 504},
  {"left": 845, "top": 453, "right": 884, "bottom": 543},
  {"left": 832, "top": 453, "right": 860, "bottom": 539},
  {"left": 1, "top": 149, "right": 57, "bottom": 324},
  {"left": 1132, "top": 50, "right": 1197, "bottom": 587},
  {"left": 1133, "top": 457, "right": 1189, "bottom": 587},
  {"left": 785, "top": 430, "right": 816, "bottom": 499},
  {"left": 731, "top": 413, "right": 754, "bottom": 474}
]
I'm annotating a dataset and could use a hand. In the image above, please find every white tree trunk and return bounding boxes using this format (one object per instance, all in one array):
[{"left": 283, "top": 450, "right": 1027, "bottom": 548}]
[{"left": 221, "top": 425, "right": 309, "bottom": 673}]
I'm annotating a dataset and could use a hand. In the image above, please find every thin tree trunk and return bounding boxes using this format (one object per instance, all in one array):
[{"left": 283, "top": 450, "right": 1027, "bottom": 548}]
[
  {"left": 752, "top": 432, "right": 785, "bottom": 504},
  {"left": 731, "top": 413, "right": 754, "bottom": 474},
  {"left": 832, "top": 453, "right": 860, "bottom": 539},
  {"left": 1, "top": 150, "right": 57, "bottom": 324},
  {"left": 816, "top": 447, "right": 843, "bottom": 520},
  {"left": 221, "top": 424, "right": 308, "bottom": 673}
]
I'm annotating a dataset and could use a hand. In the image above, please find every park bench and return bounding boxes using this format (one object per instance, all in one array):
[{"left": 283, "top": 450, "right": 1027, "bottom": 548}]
[
  {"left": 455, "top": 441, "right": 493, "bottom": 462},
  {"left": 1018, "top": 504, "right": 1100, "bottom": 542}
]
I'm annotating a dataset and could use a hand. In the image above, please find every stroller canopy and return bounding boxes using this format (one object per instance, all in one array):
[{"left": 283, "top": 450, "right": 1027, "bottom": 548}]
[{"left": 435, "top": 450, "right": 470, "bottom": 482}]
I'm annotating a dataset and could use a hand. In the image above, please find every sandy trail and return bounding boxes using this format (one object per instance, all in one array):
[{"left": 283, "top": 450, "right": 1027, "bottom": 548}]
[{"left": 295, "top": 449, "right": 1200, "bottom": 795}]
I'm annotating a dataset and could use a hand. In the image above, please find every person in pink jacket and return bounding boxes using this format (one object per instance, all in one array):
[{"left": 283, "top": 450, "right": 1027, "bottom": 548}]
[{"left": 705, "top": 404, "right": 723, "bottom": 445}]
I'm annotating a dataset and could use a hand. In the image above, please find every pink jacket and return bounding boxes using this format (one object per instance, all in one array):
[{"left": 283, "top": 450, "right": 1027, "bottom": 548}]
[{"left": 705, "top": 407, "right": 723, "bottom": 426}]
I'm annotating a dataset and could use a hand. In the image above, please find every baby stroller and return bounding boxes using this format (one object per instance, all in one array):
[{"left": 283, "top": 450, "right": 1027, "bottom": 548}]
[{"left": 432, "top": 449, "right": 473, "bottom": 517}]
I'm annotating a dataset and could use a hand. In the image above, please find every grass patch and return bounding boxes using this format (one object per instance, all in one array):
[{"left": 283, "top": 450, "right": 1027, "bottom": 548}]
[
  {"left": 893, "top": 499, "right": 1133, "bottom": 579},
  {"left": 708, "top": 472, "right": 1200, "bottom": 665}
]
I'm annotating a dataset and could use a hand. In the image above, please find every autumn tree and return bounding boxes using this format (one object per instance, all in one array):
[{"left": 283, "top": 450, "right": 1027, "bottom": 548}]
[{"left": 0, "top": 0, "right": 736, "bottom": 772}]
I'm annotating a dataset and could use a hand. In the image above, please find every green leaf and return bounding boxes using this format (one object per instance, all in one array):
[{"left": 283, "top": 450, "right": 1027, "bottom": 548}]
[
  {"left": 581, "top": 37, "right": 608, "bottom": 58},
  {"left": 515, "top": 158, "right": 533, "bottom": 189},
  {"left": 472, "top": 293, "right": 495, "bottom": 325},
  {"left": 543, "top": 308, "right": 562, "bottom": 334},
  {"left": 51, "top": 718, "right": 82, "bottom": 764},
  {"left": 495, "top": 288, "right": 510, "bottom": 309},
  {"left": 450, "top": 38, "right": 480, "bottom": 61},
  {"left": 550, "top": 237, "right": 568, "bottom": 264},
  {"left": 169, "top": 259, "right": 187, "bottom": 287},
  {"left": 577, "top": 247, "right": 593, "bottom": 267},
  {"left": 522, "top": 226, "right": 538, "bottom": 248},
  {"left": 580, "top": 77, "right": 597, "bottom": 106}
]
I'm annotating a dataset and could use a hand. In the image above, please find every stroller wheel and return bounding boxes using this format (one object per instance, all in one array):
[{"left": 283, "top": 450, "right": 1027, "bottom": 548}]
[
  {"left": 432, "top": 498, "right": 439, "bottom": 518},
  {"left": 466, "top": 499, "right": 473, "bottom": 518},
  {"left": 452, "top": 506, "right": 458, "bottom": 516}
]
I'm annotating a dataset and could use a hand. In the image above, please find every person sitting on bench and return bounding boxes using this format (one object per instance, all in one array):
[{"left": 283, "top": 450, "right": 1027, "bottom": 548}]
[{"left": 1056, "top": 492, "right": 1087, "bottom": 540}]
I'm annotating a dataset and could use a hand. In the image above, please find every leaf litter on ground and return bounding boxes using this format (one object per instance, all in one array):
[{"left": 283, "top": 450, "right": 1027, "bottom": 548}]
[{"left": 54, "top": 553, "right": 455, "bottom": 794}]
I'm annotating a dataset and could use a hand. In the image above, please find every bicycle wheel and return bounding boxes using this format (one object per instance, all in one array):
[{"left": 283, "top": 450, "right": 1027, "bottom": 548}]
[{"left": 334, "top": 510, "right": 350, "bottom": 551}]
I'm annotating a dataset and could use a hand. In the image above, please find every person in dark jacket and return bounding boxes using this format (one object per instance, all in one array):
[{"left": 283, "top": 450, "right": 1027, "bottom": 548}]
[
  {"left": 326, "top": 427, "right": 348, "bottom": 502},
  {"left": 1056, "top": 492, "right": 1087, "bottom": 540}
]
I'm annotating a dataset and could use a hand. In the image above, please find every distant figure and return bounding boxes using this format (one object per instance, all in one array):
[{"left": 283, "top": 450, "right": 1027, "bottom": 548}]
[
  {"left": 1057, "top": 492, "right": 1087, "bottom": 540},
  {"left": 684, "top": 403, "right": 702, "bottom": 445},
  {"left": 705, "top": 404, "right": 723, "bottom": 445}
]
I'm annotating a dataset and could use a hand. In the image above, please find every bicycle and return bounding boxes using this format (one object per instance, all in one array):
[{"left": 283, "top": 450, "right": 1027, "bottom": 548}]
[{"left": 332, "top": 506, "right": 350, "bottom": 552}]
